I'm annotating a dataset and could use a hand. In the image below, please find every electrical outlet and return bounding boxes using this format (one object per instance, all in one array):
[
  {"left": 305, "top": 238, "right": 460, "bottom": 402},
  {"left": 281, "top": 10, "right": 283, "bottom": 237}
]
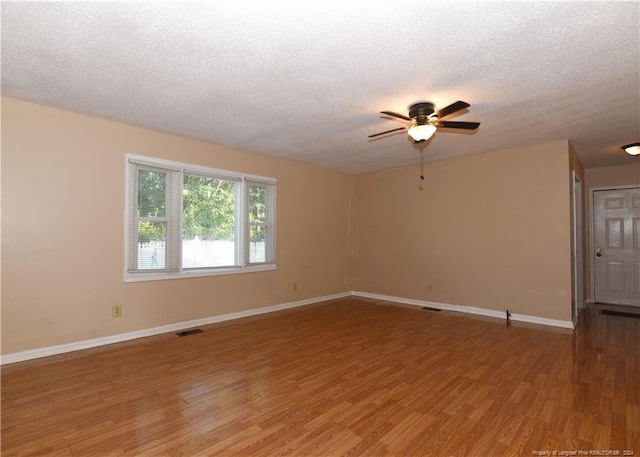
[
  {"left": 292, "top": 282, "right": 297, "bottom": 291},
  {"left": 112, "top": 305, "right": 122, "bottom": 318}
]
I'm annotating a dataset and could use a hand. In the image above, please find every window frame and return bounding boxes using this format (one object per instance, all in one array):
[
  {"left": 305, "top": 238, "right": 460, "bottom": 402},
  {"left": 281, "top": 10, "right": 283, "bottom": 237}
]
[
  {"left": 124, "top": 153, "right": 276, "bottom": 282},
  {"left": 245, "top": 180, "right": 277, "bottom": 266}
]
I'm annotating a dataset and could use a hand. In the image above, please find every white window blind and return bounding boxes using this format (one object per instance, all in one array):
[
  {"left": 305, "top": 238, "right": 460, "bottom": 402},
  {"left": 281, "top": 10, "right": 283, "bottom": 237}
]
[
  {"left": 127, "top": 163, "right": 181, "bottom": 272},
  {"left": 246, "top": 181, "right": 276, "bottom": 265}
]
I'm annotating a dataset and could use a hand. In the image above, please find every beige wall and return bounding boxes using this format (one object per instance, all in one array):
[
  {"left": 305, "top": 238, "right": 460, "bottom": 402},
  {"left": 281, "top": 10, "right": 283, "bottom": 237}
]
[
  {"left": 352, "top": 140, "right": 574, "bottom": 321},
  {"left": 584, "top": 163, "right": 640, "bottom": 189},
  {"left": 2, "top": 97, "right": 584, "bottom": 355},
  {"left": 583, "top": 163, "right": 640, "bottom": 300},
  {"left": 1, "top": 98, "right": 353, "bottom": 354}
]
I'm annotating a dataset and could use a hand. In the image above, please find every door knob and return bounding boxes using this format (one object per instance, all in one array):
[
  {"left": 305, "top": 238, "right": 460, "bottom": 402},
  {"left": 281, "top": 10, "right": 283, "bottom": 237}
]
[{"left": 596, "top": 247, "right": 602, "bottom": 258}]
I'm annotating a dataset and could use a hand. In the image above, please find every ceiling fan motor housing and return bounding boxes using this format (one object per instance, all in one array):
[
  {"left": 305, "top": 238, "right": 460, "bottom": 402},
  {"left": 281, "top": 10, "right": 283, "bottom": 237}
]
[{"left": 409, "top": 102, "right": 435, "bottom": 125}]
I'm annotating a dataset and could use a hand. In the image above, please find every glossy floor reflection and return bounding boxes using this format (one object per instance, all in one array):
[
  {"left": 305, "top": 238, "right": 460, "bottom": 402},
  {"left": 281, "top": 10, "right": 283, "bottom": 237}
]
[{"left": 2, "top": 299, "right": 639, "bottom": 456}]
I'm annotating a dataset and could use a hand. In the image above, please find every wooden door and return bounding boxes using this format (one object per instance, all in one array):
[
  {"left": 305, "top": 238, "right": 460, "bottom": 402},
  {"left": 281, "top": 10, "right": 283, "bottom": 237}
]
[{"left": 593, "top": 187, "right": 640, "bottom": 307}]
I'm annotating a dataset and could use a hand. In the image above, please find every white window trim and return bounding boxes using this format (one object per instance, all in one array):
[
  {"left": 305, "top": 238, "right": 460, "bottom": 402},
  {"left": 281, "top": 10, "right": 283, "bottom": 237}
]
[
  {"left": 244, "top": 180, "right": 277, "bottom": 266},
  {"left": 124, "top": 153, "right": 276, "bottom": 283}
]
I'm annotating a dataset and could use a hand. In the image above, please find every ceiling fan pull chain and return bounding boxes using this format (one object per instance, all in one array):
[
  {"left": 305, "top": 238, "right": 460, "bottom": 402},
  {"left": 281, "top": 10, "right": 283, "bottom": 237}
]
[{"left": 420, "top": 150, "right": 425, "bottom": 180}]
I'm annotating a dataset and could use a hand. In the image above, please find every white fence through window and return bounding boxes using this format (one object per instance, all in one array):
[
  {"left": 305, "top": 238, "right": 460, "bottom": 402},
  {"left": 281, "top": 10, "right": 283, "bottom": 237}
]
[{"left": 138, "top": 239, "right": 265, "bottom": 269}]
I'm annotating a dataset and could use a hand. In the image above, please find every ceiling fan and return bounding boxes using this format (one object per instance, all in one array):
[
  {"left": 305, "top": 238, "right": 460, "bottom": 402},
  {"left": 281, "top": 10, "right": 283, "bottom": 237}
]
[{"left": 369, "top": 100, "right": 480, "bottom": 142}]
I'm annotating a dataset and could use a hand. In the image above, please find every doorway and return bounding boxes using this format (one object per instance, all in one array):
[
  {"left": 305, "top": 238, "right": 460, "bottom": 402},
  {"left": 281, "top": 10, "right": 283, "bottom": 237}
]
[{"left": 591, "top": 186, "right": 640, "bottom": 307}]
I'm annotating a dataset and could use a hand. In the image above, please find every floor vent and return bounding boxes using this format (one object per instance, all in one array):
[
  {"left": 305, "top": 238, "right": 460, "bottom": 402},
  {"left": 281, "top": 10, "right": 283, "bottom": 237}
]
[
  {"left": 176, "top": 329, "right": 204, "bottom": 337},
  {"left": 599, "top": 309, "right": 640, "bottom": 319},
  {"left": 422, "top": 307, "right": 442, "bottom": 312}
]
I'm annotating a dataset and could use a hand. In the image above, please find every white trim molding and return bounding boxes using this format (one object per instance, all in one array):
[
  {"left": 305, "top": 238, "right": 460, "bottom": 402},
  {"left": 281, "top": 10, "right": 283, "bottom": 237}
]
[
  {"left": 0, "top": 292, "right": 351, "bottom": 365},
  {"left": 352, "top": 291, "right": 575, "bottom": 330},
  {"left": 1, "top": 290, "right": 575, "bottom": 365}
]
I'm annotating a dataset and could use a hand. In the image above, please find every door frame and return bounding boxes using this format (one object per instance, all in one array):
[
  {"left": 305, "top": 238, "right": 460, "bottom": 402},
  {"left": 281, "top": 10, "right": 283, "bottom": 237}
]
[
  {"left": 572, "top": 171, "right": 584, "bottom": 324},
  {"left": 588, "top": 184, "right": 640, "bottom": 305}
]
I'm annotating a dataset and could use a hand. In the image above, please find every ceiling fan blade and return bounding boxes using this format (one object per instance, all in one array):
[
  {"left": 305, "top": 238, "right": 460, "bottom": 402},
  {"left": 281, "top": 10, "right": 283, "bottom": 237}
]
[
  {"left": 435, "top": 121, "right": 480, "bottom": 130},
  {"left": 436, "top": 101, "right": 470, "bottom": 120},
  {"left": 368, "top": 127, "right": 407, "bottom": 138},
  {"left": 380, "top": 111, "right": 412, "bottom": 121}
]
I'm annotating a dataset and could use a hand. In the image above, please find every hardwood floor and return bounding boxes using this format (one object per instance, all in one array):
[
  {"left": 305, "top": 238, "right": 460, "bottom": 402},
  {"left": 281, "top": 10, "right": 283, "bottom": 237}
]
[{"left": 2, "top": 298, "right": 639, "bottom": 456}]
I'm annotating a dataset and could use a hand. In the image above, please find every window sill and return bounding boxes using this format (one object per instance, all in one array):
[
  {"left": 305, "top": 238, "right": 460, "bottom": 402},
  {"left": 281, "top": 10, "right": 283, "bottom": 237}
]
[{"left": 124, "top": 263, "right": 276, "bottom": 283}]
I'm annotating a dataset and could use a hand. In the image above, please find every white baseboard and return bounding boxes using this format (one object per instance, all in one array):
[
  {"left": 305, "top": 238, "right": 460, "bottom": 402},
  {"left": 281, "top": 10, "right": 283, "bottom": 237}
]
[
  {"left": 352, "top": 291, "right": 574, "bottom": 330},
  {"left": 0, "top": 291, "right": 351, "bottom": 365},
  {"left": 1, "top": 290, "right": 574, "bottom": 365}
]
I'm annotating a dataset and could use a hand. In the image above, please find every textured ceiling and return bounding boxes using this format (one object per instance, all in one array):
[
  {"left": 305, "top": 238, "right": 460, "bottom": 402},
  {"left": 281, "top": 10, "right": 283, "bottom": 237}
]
[{"left": 2, "top": 1, "right": 639, "bottom": 173}]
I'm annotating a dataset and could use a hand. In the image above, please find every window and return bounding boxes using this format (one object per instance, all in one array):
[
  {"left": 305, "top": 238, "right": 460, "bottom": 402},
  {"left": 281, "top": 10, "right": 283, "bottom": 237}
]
[{"left": 125, "top": 154, "right": 276, "bottom": 282}]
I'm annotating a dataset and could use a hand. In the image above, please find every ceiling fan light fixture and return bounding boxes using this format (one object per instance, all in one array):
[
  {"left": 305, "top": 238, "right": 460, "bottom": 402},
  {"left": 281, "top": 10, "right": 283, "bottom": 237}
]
[
  {"left": 408, "top": 124, "right": 437, "bottom": 142},
  {"left": 621, "top": 142, "right": 640, "bottom": 156}
]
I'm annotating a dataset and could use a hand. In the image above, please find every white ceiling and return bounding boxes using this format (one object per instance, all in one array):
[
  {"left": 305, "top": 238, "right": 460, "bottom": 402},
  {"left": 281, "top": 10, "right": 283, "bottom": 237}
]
[{"left": 2, "top": 1, "right": 639, "bottom": 174}]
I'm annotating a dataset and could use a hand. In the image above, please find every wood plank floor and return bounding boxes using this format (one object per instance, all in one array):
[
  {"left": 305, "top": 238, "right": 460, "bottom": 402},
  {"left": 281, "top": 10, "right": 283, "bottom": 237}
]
[{"left": 2, "top": 298, "right": 639, "bottom": 456}]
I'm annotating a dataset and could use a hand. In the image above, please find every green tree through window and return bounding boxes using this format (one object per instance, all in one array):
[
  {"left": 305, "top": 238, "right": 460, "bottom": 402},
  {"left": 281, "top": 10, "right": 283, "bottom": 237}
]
[{"left": 183, "top": 174, "right": 236, "bottom": 241}]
